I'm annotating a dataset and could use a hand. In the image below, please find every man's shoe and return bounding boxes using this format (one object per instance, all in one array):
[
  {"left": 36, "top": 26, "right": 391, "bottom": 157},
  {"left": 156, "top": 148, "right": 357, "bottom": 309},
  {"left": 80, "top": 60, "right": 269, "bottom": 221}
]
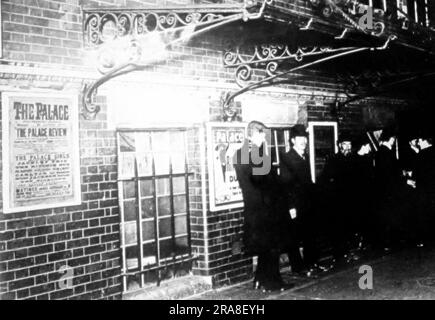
[
  {"left": 306, "top": 265, "right": 320, "bottom": 277},
  {"left": 295, "top": 269, "right": 311, "bottom": 277},
  {"left": 291, "top": 265, "right": 309, "bottom": 276},
  {"left": 315, "top": 264, "right": 331, "bottom": 272},
  {"left": 349, "top": 252, "right": 360, "bottom": 261}
]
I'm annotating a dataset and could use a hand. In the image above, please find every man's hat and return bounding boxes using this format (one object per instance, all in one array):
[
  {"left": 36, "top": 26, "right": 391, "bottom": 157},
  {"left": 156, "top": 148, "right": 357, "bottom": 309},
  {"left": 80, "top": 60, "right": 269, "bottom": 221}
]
[
  {"left": 290, "top": 124, "right": 308, "bottom": 138},
  {"left": 337, "top": 132, "right": 353, "bottom": 143}
]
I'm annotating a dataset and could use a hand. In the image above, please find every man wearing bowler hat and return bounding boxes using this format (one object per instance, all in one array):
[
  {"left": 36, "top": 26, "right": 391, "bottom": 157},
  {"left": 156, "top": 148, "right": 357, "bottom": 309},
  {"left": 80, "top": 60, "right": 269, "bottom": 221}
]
[
  {"left": 320, "top": 132, "right": 359, "bottom": 264},
  {"left": 278, "top": 124, "right": 320, "bottom": 274}
]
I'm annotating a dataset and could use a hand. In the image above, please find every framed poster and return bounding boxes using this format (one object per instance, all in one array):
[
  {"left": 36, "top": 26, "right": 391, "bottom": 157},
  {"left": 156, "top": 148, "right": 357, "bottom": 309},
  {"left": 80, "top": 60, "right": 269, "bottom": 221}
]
[
  {"left": 2, "top": 92, "right": 81, "bottom": 213},
  {"left": 206, "top": 122, "right": 247, "bottom": 212}
]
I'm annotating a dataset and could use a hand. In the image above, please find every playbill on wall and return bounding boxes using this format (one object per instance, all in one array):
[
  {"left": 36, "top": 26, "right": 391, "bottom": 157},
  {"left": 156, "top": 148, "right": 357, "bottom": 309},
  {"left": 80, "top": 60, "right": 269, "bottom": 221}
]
[{"left": 2, "top": 92, "right": 81, "bottom": 213}]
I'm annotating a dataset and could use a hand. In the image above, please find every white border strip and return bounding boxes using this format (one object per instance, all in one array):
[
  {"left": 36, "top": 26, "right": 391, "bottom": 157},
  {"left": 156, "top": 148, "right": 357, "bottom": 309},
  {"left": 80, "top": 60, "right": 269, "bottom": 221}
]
[{"left": 308, "top": 121, "right": 338, "bottom": 184}]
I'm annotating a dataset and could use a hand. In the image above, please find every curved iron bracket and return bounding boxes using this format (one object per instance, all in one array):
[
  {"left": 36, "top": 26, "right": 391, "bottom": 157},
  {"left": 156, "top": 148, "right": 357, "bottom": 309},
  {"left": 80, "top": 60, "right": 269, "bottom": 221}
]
[
  {"left": 223, "top": 35, "right": 397, "bottom": 108},
  {"left": 81, "top": 0, "right": 274, "bottom": 119},
  {"left": 224, "top": 45, "right": 360, "bottom": 88},
  {"left": 82, "top": 83, "right": 101, "bottom": 120}
]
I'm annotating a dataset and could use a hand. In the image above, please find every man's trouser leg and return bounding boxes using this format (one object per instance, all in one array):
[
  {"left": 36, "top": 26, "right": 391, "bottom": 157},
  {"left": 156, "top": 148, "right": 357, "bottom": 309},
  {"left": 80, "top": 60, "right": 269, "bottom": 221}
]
[{"left": 287, "top": 220, "right": 305, "bottom": 272}]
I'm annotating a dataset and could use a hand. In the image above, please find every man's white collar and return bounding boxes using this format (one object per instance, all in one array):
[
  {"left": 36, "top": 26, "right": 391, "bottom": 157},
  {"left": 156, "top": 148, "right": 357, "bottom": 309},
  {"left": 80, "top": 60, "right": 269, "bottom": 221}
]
[
  {"left": 381, "top": 141, "right": 393, "bottom": 150},
  {"left": 294, "top": 148, "right": 305, "bottom": 159}
]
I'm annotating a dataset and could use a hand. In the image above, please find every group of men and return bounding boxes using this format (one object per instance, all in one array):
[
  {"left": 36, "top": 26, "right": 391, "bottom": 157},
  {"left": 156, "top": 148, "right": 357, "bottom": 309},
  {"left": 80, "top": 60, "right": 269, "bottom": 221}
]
[{"left": 233, "top": 120, "right": 435, "bottom": 292}]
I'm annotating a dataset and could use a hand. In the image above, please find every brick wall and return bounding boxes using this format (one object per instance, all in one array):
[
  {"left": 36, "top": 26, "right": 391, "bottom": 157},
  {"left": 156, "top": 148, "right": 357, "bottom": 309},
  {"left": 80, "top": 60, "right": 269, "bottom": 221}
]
[
  {"left": 307, "top": 98, "right": 406, "bottom": 133},
  {"left": 0, "top": 0, "right": 244, "bottom": 67},
  {"left": 0, "top": 95, "right": 122, "bottom": 300},
  {"left": 0, "top": 0, "right": 412, "bottom": 299}
]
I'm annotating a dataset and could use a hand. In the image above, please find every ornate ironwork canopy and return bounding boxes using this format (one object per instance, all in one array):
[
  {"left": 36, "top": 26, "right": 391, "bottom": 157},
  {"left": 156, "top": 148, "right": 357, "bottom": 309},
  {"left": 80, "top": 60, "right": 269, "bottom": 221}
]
[
  {"left": 81, "top": 1, "right": 270, "bottom": 118},
  {"left": 83, "top": 4, "right": 252, "bottom": 48},
  {"left": 81, "top": 0, "right": 435, "bottom": 119}
]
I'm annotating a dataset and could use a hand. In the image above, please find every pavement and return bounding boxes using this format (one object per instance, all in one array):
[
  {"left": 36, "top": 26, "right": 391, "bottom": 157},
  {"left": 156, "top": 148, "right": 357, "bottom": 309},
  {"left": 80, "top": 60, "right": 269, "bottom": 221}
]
[{"left": 188, "top": 246, "right": 435, "bottom": 300}]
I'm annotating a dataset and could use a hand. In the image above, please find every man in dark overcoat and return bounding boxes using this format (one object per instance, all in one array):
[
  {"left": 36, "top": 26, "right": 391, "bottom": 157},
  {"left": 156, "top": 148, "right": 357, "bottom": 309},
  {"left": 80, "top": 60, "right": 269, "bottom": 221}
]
[
  {"left": 400, "top": 131, "right": 421, "bottom": 246},
  {"left": 374, "top": 127, "right": 405, "bottom": 250},
  {"left": 320, "top": 132, "right": 358, "bottom": 263},
  {"left": 278, "top": 124, "right": 319, "bottom": 273},
  {"left": 414, "top": 129, "right": 435, "bottom": 245},
  {"left": 233, "top": 121, "right": 291, "bottom": 291}
]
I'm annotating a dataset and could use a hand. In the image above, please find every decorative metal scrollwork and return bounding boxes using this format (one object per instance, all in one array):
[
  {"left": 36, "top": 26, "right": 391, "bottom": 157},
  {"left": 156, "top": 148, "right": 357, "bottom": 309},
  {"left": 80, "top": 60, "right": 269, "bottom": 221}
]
[
  {"left": 234, "top": 65, "right": 253, "bottom": 87},
  {"left": 224, "top": 45, "right": 353, "bottom": 67},
  {"left": 223, "top": 36, "right": 397, "bottom": 108},
  {"left": 81, "top": 0, "right": 275, "bottom": 119},
  {"left": 224, "top": 45, "right": 358, "bottom": 86},
  {"left": 308, "top": 0, "right": 435, "bottom": 42},
  {"left": 307, "top": 0, "right": 386, "bottom": 36},
  {"left": 82, "top": 83, "right": 101, "bottom": 120},
  {"left": 84, "top": 11, "right": 230, "bottom": 47}
]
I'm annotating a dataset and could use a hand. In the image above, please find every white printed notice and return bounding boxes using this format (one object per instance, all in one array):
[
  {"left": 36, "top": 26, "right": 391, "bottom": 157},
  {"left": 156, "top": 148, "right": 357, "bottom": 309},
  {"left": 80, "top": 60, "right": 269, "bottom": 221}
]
[
  {"left": 206, "top": 122, "right": 246, "bottom": 211},
  {"left": 2, "top": 92, "right": 81, "bottom": 213}
]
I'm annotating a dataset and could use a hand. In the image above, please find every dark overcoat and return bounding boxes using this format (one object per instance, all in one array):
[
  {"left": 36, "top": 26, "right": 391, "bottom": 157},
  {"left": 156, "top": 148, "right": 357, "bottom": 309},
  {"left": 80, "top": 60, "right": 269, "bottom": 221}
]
[
  {"left": 374, "top": 145, "right": 402, "bottom": 198},
  {"left": 233, "top": 140, "right": 279, "bottom": 255},
  {"left": 278, "top": 149, "right": 313, "bottom": 212},
  {"left": 415, "top": 146, "right": 435, "bottom": 198},
  {"left": 353, "top": 154, "right": 376, "bottom": 233},
  {"left": 374, "top": 145, "right": 406, "bottom": 229},
  {"left": 320, "top": 152, "right": 359, "bottom": 229},
  {"left": 414, "top": 146, "right": 435, "bottom": 235},
  {"left": 275, "top": 149, "right": 316, "bottom": 246}
]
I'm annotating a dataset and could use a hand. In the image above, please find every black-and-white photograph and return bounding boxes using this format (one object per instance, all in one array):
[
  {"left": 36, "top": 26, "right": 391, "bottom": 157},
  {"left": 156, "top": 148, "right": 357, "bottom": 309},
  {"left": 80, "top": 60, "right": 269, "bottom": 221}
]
[{"left": 1, "top": 0, "right": 435, "bottom": 305}]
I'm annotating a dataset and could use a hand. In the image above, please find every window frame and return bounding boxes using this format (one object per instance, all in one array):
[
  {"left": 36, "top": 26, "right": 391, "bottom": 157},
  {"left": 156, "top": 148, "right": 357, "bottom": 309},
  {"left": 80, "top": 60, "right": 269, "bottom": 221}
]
[
  {"left": 116, "top": 128, "right": 193, "bottom": 292},
  {"left": 308, "top": 121, "right": 338, "bottom": 183}
]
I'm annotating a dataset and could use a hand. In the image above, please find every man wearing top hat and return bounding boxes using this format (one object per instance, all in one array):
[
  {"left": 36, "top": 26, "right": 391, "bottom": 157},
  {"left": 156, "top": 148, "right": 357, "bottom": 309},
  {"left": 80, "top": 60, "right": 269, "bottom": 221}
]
[{"left": 277, "top": 124, "right": 319, "bottom": 274}]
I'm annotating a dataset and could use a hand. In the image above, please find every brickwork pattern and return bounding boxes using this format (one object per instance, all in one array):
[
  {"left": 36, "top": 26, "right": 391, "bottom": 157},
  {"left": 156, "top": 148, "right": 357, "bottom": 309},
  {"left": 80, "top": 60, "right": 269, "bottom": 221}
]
[
  {"left": 0, "top": 96, "right": 122, "bottom": 300},
  {"left": 0, "top": 0, "right": 410, "bottom": 299}
]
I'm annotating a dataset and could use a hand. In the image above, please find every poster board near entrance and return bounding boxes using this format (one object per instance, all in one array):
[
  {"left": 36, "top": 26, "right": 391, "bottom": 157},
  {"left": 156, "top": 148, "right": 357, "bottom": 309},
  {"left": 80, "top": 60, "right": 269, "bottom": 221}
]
[
  {"left": 2, "top": 92, "right": 81, "bottom": 213},
  {"left": 206, "top": 122, "right": 247, "bottom": 212}
]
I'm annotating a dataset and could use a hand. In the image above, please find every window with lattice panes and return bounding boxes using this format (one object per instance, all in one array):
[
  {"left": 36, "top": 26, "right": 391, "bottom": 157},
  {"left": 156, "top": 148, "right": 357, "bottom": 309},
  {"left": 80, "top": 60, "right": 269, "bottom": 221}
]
[{"left": 117, "top": 129, "right": 192, "bottom": 291}]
